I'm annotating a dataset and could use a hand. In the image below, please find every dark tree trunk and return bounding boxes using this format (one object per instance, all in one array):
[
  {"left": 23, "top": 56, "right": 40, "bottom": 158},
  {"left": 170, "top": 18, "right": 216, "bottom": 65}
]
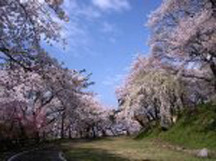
[
  {"left": 42, "top": 131, "right": 46, "bottom": 140},
  {"left": 79, "top": 131, "right": 83, "bottom": 138},
  {"left": 61, "top": 111, "right": 65, "bottom": 139},
  {"left": 35, "top": 131, "right": 40, "bottom": 143},
  {"left": 209, "top": 61, "right": 216, "bottom": 90},
  {"left": 126, "top": 130, "right": 130, "bottom": 136},
  {"left": 92, "top": 127, "right": 96, "bottom": 138},
  {"left": 210, "top": 61, "right": 216, "bottom": 78},
  {"left": 68, "top": 125, "right": 72, "bottom": 139},
  {"left": 102, "top": 129, "right": 107, "bottom": 137},
  {"left": 110, "top": 128, "right": 116, "bottom": 136},
  {"left": 133, "top": 115, "right": 145, "bottom": 128}
]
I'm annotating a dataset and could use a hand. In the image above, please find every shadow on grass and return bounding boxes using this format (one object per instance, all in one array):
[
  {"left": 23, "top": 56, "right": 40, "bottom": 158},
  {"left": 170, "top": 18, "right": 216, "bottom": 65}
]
[
  {"left": 64, "top": 147, "right": 131, "bottom": 161},
  {"left": 8, "top": 150, "right": 61, "bottom": 161}
]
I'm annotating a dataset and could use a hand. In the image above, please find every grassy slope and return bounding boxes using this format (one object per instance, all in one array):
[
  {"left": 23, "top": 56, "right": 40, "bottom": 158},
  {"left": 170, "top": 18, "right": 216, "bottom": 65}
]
[{"left": 137, "top": 103, "right": 216, "bottom": 150}]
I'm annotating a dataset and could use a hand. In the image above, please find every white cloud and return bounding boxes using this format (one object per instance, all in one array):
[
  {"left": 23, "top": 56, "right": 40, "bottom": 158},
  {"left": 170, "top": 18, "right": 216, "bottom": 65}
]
[
  {"left": 101, "top": 22, "right": 115, "bottom": 33},
  {"left": 102, "top": 74, "right": 124, "bottom": 86},
  {"left": 50, "top": 0, "right": 99, "bottom": 57},
  {"left": 47, "top": 0, "right": 129, "bottom": 57},
  {"left": 100, "top": 22, "right": 119, "bottom": 43},
  {"left": 92, "top": 0, "right": 130, "bottom": 11}
]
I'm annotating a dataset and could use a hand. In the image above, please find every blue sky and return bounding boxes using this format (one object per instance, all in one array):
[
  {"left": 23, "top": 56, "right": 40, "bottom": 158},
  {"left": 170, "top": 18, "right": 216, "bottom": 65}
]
[{"left": 45, "top": 0, "right": 162, "bottom": 108}]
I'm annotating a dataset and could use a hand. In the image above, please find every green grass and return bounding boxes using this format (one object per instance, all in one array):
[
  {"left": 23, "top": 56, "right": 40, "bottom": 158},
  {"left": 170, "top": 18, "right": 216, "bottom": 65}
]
[
  {"left": 60, "top": 137, "right": 215, "bottom": 161},
  {"left": 2, "top": 104, "right": 215, "bottom": 161},
  {"left": 59, "top": 104, "right": 216, "bottom": 161},
  {"left": 136, "top": 103, "right": 216, "bottom": 150}
]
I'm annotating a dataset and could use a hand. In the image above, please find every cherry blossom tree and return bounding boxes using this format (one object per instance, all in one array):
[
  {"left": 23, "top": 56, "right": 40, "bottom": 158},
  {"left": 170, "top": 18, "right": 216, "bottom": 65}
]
[
  {"left": 0, "top": 0, "right": 68, "bottom": 70},
  {"left": 148, "top": 0, "right": 216, "bottom": 89},
  {"left": 116, "top": 55, "right": 196, "bottom": 130},
  {"left": 0, "top": 57, "right": 99, "bottom": 143}
]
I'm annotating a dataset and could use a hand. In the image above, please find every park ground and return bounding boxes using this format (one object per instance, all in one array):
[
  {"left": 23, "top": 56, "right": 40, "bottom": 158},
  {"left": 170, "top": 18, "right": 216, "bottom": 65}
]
[
  {"left": 1, "top": 104, "right": 216, "bottom": 161},
  {"left": 59, "top": 104, "right": 216, "bottom": 161},
  {"left": 59, "top": 136, "right": 216, "bottom": 161},
  {"left": 1, "top": 136, "right": 216, "bottom": 161}
]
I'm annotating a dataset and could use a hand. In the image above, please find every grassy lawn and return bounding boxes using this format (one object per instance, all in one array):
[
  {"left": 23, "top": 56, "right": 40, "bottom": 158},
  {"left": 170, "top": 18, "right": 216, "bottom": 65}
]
[
  {"left": 2, "top": 105, "right": 215, "bottom": 161},
  {"left": 60, "top": 137, "right": 215, "bottom": 161}
]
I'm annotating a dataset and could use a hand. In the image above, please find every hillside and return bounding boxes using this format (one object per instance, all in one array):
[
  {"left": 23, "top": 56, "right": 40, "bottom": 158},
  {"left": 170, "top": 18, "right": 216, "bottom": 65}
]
[{"left": 136, "top": 103, "right": 216, "bottom": 150}]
